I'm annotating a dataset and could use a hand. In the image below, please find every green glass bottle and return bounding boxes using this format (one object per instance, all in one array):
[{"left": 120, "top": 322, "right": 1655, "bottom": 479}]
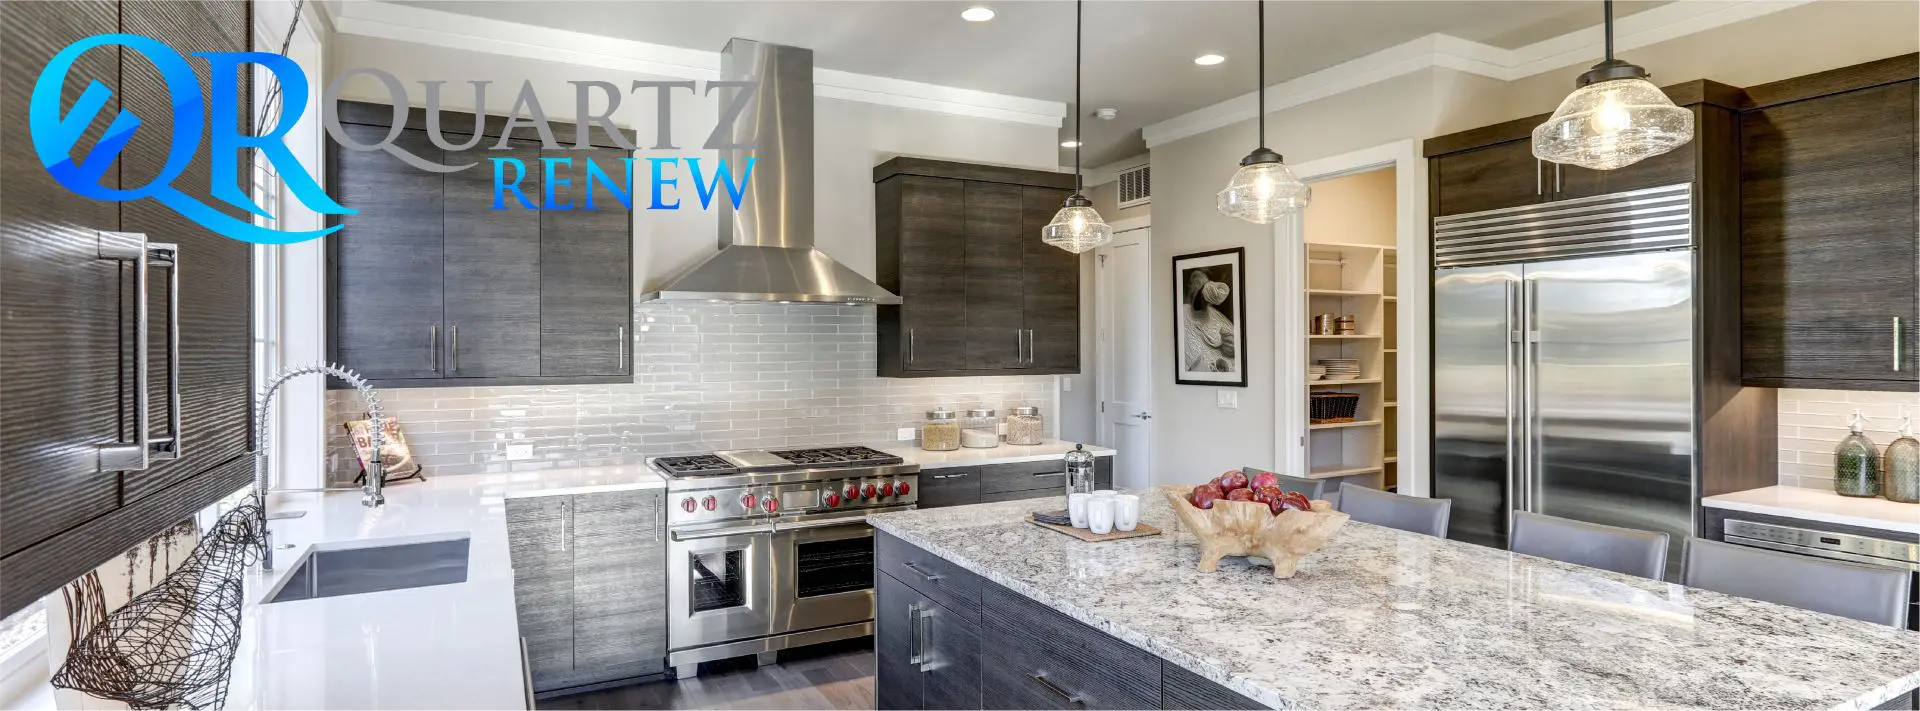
[
  {"left": 1885, "top": 416, "right": 1920, "bottom": 504},
  {"left": 1834, "top": 409, "right": 1881, "bottom": 498}
]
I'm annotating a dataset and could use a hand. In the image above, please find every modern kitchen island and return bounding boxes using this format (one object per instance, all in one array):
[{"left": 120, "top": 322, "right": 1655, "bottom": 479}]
[{"left": 867, "top": 495, "right": 1920, "bottom": 711}]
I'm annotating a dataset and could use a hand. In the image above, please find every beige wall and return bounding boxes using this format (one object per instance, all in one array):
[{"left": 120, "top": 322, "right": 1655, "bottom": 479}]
[{"left": 1301, "top": 168, "right": 1397, "bottom": 248}]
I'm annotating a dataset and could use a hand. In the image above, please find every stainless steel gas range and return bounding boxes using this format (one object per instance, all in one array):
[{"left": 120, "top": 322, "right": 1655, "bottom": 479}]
[{"left": 653, "top": 445, "right": 918, "bottom": 676}]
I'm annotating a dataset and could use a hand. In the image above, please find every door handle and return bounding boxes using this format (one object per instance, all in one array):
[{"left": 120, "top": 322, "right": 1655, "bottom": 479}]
[
  {"left": 1015, "top": 329, "right": 1025, "bottom": 365},
  {"left": 1896, "top": 317, "right": 1904, "bottom": 372},
  {"left": 95, "top": 232, "right": 153, "bottom": 473},
  {"left": 900, "top": 560, "right": 942, "bottom": 582},
  {"left": 617, "top": 324, "right": 627, "bottom": 371},
  {"left": 1027, "top": 329, "right": 1036, "bottom": 365},
  {"left": 450, "top": 324, "right": 460, "bottom": 374},
  {"left": 906, "top": 602, "right": 924, "bottom": 665},
  {"left": 917, "top": 604, "right": 934, "bottom": 672},
  {"left": 1535, "top": 160, "right": 1543, "bottom": 196},
  {"left": 930, "top": 472, "right": 970, "bottom": 480},
  {"left": 148, "top": 241, "right": 182, "bottom": 461},
  {"left": 908, "top": 328, "right": 916, "bottom": 364},
  {"left": 1131, "top": 412, "right": 1152, "bottom": 420},
  {"left": 1504, "top": 279, "right": 1520, "bottom": 521},
  {"left": 1029, "top": 672, "right": 1086, "bottom": 707},
  {"left": 429, "top": 324, "right": 441, "bottom": 374}
]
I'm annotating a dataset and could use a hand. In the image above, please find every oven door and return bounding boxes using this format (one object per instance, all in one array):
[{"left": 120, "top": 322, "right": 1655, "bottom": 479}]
[
  {"left": 667, "top": 522, "right": 777, "bottom": 652},
  {"left": 774, "top": 514, "right": 884, "bottom": 635}
]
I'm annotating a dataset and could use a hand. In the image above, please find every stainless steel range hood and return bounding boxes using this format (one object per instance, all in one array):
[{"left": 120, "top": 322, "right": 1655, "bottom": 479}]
[{"left": 639, "top": 39, "right": 901, "bottom": 304}]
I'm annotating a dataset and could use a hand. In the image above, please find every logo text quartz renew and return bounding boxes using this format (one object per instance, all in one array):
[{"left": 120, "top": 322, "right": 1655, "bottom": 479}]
[{"left": 30, "top": 34, "right": 757, "bottom": 245}]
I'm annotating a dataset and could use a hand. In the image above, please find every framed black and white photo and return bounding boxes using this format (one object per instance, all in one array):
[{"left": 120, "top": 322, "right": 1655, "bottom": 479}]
[{"left": 1172, "top": 247, "right": 1248, "bottom": 386}]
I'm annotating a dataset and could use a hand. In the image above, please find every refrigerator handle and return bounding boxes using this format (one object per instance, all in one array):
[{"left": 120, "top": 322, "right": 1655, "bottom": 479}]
[
  {"left": 1504, "top": 279, "right": 1520, "bottom": 524},
  {"left": 1521, "top": 277, "right": 1542, "bottom": 513}
]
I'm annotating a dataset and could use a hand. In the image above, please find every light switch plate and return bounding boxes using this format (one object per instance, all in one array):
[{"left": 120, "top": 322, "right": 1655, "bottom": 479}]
[
  {"left": 1061, "top": 378, "right": 1072, "bottom": 392},
  {"left": 505, "top": 444, "right": 535, "bottom": 460},
  {"left": 1217, "top": 390, "right": 1239, "bottom": 409},
  {"left": 896, "top": 427, "right": 916, "bottom": 441}
]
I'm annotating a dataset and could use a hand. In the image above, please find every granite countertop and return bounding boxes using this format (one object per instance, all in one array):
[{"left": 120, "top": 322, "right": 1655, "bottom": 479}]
[
  {"left": 871, "top": 438, "right": 1114, "bottom": 468},
  {"left": 868, "top": 494, "right": 1920, "bottom": 711},
  {"left": 1702, "top": 485, "right": 1920, "bottom": 535}
]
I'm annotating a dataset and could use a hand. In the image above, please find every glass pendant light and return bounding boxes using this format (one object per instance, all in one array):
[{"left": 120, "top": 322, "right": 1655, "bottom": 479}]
[
  {"left": 1217, "top": 1, "right": 1309, "bottom": 224},
  {"left": 1532, "top": 0, "right": 1693, "bottom": 170},
  {"left": 1042, "top": 0, "right": 1113, "bottom": 254}
]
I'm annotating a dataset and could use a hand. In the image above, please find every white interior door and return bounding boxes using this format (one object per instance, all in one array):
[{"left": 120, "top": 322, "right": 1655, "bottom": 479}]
[{"left": 1097, "top": 228, "right": 1154, "bottom": 489}]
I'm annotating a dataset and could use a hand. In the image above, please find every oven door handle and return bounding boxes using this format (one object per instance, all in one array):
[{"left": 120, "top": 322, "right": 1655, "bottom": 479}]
[
  {"left": 670, "top": 523, "right": 775, "bottom": 541},
  {"left": 778, "top": 517, "right": 878, "bottom": 533}
]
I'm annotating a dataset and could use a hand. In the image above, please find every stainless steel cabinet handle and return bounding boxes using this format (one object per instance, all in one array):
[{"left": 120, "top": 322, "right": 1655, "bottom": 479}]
[
  {"left": 617, "top": 324, "right": 627, "bottom": 370},
  {"left": 558, "top": 500, "right": 569, "bottom": 552},
  {"left": 930, "top": 473, "right": 970, "bottom": 480},
  {"left": 519, "top": 637, "right": 534, "bottom": 710},
  {"left": 908, "top": 328, "right": 916, "bottom": 364},
  {"left": 917, "top": 605, "right": 934, "bottom": 672},
  {"left": 450, "top": 324, "right": 460, "bottom": 374},
  {"left": 1015, "top": 329, "right": 1025, "bottom": 365},
  {"left": 900, "top": 561, "right": 942, "bottom": 582},
  {"left": 1535, "top": 160, "right": 1543, "bottom": 196},
  {"left": 95, "top": 231, "right": 152, "bottom": 473},
  {"left": 430, "top": 324, "right": 441, "bottom": 374},
  {"left": 1029, "top": 673, "right": 1085, "bottom": 707},
  {"left": 1027, "top": 329, "right": 1036, "bottom": 364},
  {"left": 148, "top": 242, "right": 181, "bottom": 461},
  {"left": 906, "top": 602, "right": 924, "bottom": 665},
  {"left": 1554, "top": 163, "right": 1563, "bottom": 194},
  {"left": 1896, "top": 317, "right": 1905, "bottom": 372},
  {"left": 654, "top": 494, "right": 663, "bottom": 542}
]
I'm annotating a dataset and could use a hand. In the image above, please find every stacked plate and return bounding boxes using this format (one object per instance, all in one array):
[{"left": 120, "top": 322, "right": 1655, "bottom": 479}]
[
  {"left": 1308, "top": 364, "right": 1328, "bottom": 380},
  {"left": 1317, "top": 358, "right": 1361, "bottom": 380}
]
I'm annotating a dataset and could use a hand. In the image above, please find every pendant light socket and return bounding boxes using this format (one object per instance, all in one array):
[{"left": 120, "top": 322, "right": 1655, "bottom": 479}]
[
  {"left": 1575, "top": 58, "right": 1650, "bottom": 87},
  {"left": 1239, "top": 147, "right": 1283, "bottom": 166}
]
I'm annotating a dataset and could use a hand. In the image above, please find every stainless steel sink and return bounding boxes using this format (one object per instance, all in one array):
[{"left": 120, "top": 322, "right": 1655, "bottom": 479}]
[{"left": 265, "top": 536, "right": 471, "bottom": 604}]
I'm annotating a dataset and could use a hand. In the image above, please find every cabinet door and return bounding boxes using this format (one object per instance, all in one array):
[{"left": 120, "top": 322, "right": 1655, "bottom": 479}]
[
  {"left": 540, "top": 148, "right": 633, "bottom": 378},
  {"left": 980, "top": 584, "right": 1161, "bottom": 709},
  {"left": 505, "top": 498, "right": 575, "bottom": 689},
  {"left": 333, "top": 125, "right": 446, "bottom": 380},
  {"left": 443, "top": 140, "right": 542, "bottom": 378},
  {"left": 922, "top": 600, "right": 983, "bottom": 710},
  {"left": 917, "top": 468, "right": 982, "bottom": 509},
  {"left": 1433, "top": 140, "right": 1543, "bottom": 216},
  {"left": 1742, "top": 80, "right": 1919, "bottom": 388},
  {"left": 1022, "top": 188, "right": 1079, "bottom": 372},
  {"left": 877, "top": 572, "right": 927, "bottom": 710},
  {"left": 897, "top": 176, "right": 969, "bottom": 372},
  {"left": 119, "top": 0, "right": 254, "bottom": 503},
  {"left": 571, "top": 490, "right": 666, "bottom": 682},
  {"left": 0, "top": 0, "right": 124, "bottom": 560},
  {"left": 964, "top": 182, "right": 1027, "bottom": 371}
]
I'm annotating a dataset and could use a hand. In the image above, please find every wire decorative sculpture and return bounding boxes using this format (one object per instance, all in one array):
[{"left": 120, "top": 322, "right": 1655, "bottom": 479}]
[{"left": 50, "top": 504, "right": 265, "bottom": 710}]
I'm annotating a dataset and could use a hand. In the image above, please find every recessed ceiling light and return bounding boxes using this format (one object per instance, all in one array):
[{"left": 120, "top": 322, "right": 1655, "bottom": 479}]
[
  {"left": 1060, "top": 140, "right": 1082, "bottom": 148},
  {"left": 961, "top": 6, "right": 995, "bottom": 22},
  {"left": 1194, "top": 54, "right": 1226, "bottom": 66}
]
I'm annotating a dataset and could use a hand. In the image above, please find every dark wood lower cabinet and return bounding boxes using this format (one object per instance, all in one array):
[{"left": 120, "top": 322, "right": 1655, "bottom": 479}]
[
  {"left": 913, "top": 457, "right": 1112, "bottom": 510},
  {"left": 876, "top": 532, "right": 1267, "bottom": 710}
]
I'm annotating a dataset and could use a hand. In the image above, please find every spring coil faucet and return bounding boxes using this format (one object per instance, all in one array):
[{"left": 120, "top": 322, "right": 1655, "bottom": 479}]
[{"left": 253, "top": 363, "right": 385, "bottom": 571}]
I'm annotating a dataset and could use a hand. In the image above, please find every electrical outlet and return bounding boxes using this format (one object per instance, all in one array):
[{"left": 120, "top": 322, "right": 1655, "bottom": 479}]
[
  {"left": 896, "top": 427, "right": 916, "bottom": 441},
  {"left": 1217, "top": 390, "right": 1239, "bottom": 409},
  {"left": 1061, "top": 378, "right": 1072, "bottom": 392},
  {"left": 506, "top": 444, "right": 535, "bottom": 461}
]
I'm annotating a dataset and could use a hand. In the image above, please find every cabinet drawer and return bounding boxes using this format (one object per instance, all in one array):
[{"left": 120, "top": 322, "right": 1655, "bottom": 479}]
[
  {"left": 980, "top": 584, "right": 1160, "bottom": 710},
  {"left": 878, "top": 532, "right": 983, "bottom": 623},
  {"left": 1162, "top": 663, "right": 1265, "bottom": 710},
  {"left": 919, "top": 467, "right": 983, "bottom": 509},
  {"left": 979, "top": 460, "right": 1066, "bottom": 494}
]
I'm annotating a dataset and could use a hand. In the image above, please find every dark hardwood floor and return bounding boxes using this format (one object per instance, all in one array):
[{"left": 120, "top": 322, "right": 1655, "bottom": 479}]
[{"left": 539, "top": 638, "right": 876, "bottom": 710}]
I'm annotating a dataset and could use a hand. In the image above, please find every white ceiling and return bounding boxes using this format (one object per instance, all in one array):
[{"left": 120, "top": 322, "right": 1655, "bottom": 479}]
[{"left": 387, "top": 1, "right": 1667, "bottom": 166}]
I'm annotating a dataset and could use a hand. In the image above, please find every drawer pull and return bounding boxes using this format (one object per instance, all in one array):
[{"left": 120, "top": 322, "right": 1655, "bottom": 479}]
[
  {"left": 1896, "top": 316, "right": 1904, "bottom": 372},
  {"left": 901, "top": 561, "right": 943, "bottom": 582},
  {"left": 906, "top": 602, "right": 924, "bottom": 665},
  {"left": 931, "top": 473, "right": 971, "bottom": 480},
  {"left": 1032, "top": 472, "right": 1064, "bottom": 477},
  {"left": 1030, "top": 672, "right": 1085, "bottom": 707}
]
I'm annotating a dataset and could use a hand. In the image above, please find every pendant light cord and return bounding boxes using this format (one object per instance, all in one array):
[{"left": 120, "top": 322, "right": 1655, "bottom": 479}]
[
  {"left": 1603, "top": 0, "right": 1614, "bottom": 62},
  {"left": 1074, "top": 0, "right": 1083, "bottom": 194},
  {"left": 1256, "top": 0, "right": 1266, "bottom": 148}
]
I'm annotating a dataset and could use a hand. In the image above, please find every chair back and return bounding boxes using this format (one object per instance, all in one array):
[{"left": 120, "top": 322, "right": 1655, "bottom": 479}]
[
  {"left": 1683, "top": 538, "right": 1911, "bottom": 627},
  {"left": 1336, "top": 483, "right": 1451, "bottom": 537},
  {"left": 1509, "top": 511, "right": 1669, "bottom": 579}
]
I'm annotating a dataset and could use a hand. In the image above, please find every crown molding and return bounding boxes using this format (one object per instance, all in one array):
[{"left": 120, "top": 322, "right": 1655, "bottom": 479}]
[
  {"left": 322, "top": 1, "right": 1065, "bottom": 127},
  {"left": 1144, "top": 0, "right": 1809, "bottom": 148}
]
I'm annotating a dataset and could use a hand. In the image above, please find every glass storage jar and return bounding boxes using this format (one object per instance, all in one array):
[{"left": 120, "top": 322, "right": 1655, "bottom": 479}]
[
  {"left": 960, "top": 409, "right": 1000, "bottom": 449},
  {"left": 1005, "top": 406, "right": 1045, "bottom": 446},
  {"left": 1886, "top": 416, "right": 1920, "bottom": 504},
  {"left": 1834, "top": 409, "right": 1882, "bottom": 498},
  {"left": 921, "top": 409, "right": 960, "bottom": 452}
]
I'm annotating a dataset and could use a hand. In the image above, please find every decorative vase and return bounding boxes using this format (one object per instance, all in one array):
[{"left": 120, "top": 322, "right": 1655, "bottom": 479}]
[
  {"left": 1835, "top": 409, "right": 1882, "bottom": 498},
  {"left": 1885, "top": 417, "right": 1920, "bottom": 504},
  {"left": 1159, "top": 486, "right": 1348, "bottom": 578}
]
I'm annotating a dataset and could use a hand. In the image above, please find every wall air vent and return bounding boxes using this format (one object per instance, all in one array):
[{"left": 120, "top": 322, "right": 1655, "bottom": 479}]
[{"left": 1117, "top": 164, "right": 1150, "bottom": 208}]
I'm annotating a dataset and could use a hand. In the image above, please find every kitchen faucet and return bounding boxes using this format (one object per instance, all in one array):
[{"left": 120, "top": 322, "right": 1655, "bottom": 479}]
[{"left": 253, "top": 363, "right": 385, "bottom": 571}]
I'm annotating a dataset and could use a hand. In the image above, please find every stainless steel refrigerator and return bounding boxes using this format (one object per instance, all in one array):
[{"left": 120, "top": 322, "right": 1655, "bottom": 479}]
[{"left": 1433, "top": 184, "right": 1696, "bottom": 576}]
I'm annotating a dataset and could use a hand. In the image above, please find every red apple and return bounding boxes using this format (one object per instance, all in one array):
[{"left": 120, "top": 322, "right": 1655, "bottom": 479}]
[
  {"left": 1219, "top": 470, "right": 1249, "bottom": 491},
  {"left": 1225, "top": 488, "right": 1256, "bottom": 502},
  {"left": 1248, "top": 471, "right": 1280, "bottom": 491},
  {"left": 1265, "top": 494, "right": 1291, "bottom": 516},
  {"left": 1276, "top": 491, "right": 1312, "bottom": 513},
  {"left": 1251, "top": 485, "right": 1282, "bottom": 505},
  {"left": 1190, "top": 484, "right": 1226, "bottom": 509}
]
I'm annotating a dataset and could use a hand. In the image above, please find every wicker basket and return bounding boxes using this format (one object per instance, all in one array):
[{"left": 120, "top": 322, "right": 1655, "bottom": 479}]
[{"left": 1309, "top": 392, "right": 1361, "bottom": 424}]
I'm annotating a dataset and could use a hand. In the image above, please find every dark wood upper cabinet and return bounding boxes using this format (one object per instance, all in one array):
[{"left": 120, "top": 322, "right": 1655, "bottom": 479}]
[
  {"left": 1432, "top": 139, "right": 1543, "bottom": 216},
  {"left": 875, "top": 158, "right": 1079, "bottom": 377},
  {"left": 327, "top": 102, "right": 636, "bottom": 388},
  {"left": 1429, "top": 103, "right": 1704, "bottom": 216},
  {"left": 1740, "top": 65, "right": 1919, "bottom": 391}
]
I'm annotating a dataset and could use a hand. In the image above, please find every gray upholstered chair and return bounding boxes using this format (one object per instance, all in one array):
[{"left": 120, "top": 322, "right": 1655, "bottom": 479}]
[
  {"left": 1683, "top": 538, "right": 1911, "bottom": 627},
  {"left": 1243, "top": 467, "right": 1330, "bottom": 499},
  {"left": 1336, "top": 483, "right": 1451, "bottom": 537},
  {"left": 1509, "top": 511, "right": 1669, "bottom": 579}
]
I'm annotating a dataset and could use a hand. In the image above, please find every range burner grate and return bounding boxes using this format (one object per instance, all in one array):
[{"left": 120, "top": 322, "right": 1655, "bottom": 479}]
[
  {"left": 652, "top": 454, "right": 739, "bottom": 477},
  {"left": 768, "top": 445, "right": 903, "bottom": 468}
]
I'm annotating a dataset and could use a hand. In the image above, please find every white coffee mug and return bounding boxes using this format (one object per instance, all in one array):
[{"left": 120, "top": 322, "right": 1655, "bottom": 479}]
[
  {"left": 1112, "top": 494, "right": 1140, "bottom": 532},
  {"left": 1067, "top": 493, "right": 1092, "bottom": 529},
  {"left": 1087, "top": 497, "right": 1115, "bottom": 535}
]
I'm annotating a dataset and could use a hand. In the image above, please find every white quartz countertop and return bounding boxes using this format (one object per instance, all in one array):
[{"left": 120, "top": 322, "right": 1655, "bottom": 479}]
[
  {"left": 1702, "top": 485, "right": 1920, "bottom": 534},
  {"left": 869, "top": 494, "right": 1920, "bottom": 711},
  {"left": 225, "top": 466, "right": 662, "bottom": 710},
  {"left": 871, "top": 439, "right": 1113, "bottom": 468}
]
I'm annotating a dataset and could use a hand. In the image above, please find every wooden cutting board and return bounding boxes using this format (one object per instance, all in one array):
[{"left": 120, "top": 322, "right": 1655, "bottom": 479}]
[{"left": 1025, "top": 515, "right": 1163, "bottom": 542}]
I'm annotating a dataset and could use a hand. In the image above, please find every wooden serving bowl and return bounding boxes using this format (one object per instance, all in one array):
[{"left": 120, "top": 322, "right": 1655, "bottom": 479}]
[{"left": 1159, "top": 486, "right": 1349, "bottom": 578}]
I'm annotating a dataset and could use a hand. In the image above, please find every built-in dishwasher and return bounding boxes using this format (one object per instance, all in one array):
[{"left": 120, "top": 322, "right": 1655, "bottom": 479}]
[{"left": 1721, "top": 518, "right": 1920, "bottom": 631}]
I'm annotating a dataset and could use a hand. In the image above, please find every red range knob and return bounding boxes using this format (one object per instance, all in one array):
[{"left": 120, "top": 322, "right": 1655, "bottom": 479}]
[
  {"left": 845, "top": 485, "right": 860, "bottom": 500},
  {"left": 825, "top": 492, "right": 843, "bottom": 507},
  {"left": 863, "top": 484, "right": 878, "bottom": 499},
  {"left": 702, "top": 496, "right": 718, "bottom": 511},
  {"left": 680, "top": 497, "right": 697, "bottom": 513},
  {"left": 741, "top": 493, "right": 757, "bottom": 510},
  {"left": 897, "top": 482, "right": 911, "bottom": 496},
  {"left": 879, "top": 482, "right": 895, "bottom": 497},
  {"left": 762, "top": 497, "right": 780, "bottom": 513}
]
